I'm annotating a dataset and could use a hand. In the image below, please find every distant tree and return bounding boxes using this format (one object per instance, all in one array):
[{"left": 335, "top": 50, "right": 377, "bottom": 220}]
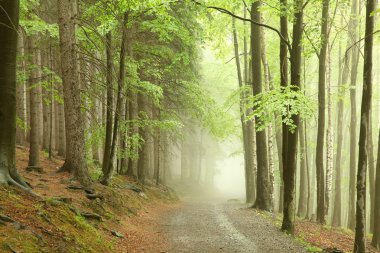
[
  {"left": 348, "top": 0, "right": 360, "bottom": 230},
  {"left": 27, "top": 36, "right": 41, "bottom": 169}
]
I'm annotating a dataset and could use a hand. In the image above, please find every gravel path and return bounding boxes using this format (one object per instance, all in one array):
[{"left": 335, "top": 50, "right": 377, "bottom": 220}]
[{"left": 160, "top": 198, "right": 307, "bottom": 253}]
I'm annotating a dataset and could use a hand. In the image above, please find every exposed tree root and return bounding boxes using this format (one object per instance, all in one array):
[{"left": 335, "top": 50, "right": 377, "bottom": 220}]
[
  {"left": 56, "top": 162, "right": 71, "bottom": 173},
  {"left": 0, "top": 170, "right": 36, "bottom": 196}
]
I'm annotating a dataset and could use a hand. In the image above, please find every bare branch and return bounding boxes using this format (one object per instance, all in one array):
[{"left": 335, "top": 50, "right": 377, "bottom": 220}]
[{"left": 192, "top": 1, "right": 292, "bottom": 52}]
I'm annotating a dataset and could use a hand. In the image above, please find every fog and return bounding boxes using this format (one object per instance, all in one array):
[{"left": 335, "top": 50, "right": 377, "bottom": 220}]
[{"left": 214, "top": 142, "right": 245, "bottom": 200}]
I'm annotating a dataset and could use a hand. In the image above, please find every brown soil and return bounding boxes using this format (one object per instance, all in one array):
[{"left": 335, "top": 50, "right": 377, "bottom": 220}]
[{"left": 0, "top": 146, "right": 177, "bottom": 253}]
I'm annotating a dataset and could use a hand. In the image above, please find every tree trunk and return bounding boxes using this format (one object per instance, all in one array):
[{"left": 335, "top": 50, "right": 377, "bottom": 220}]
[
  {"left": 298, "top": 120, "right": 308, "bottom": 218},
  {"left": 16, "top": 31, "right": 27, "bottom": 145},
  {"left": 279, "top": 0, "right": 289, "bottom": 213},
  {"left": 348, "top": 0, "right": 359, "bottom": 230},
  {"left": 57, "top": 0, "right": 91, "bottom": 186},
  {"left": 27, "top": 36, "right": 41, "bottom": 168},
  {"left": 0, "top": 0, "right": 30, "bottom": 190},
  {"left": 325, "top": 45, "right": 333, "bottom": 220},
  {"left": 101, "top": 12, "right": 129, "bottom": 185},
  {"left": 354, "top": 0, "right": 374, "bottom": 250},
  {"left": 281, "top": 0, "right": 303, "bottom": 234},
  {"left": 372, "top": 130, "right": 380, "bottom": 249},
  {"left": 127, "top": 91, "right": 138, "bottom": 177},
  {"left": 332, "top": 42, "right": 344, "bottom": 227},
  {"left": 261, "top": 27, "right": 275, "bottom": 210},
  {"left": 101, "top": 32, "right": 114, "bottom": 180},
  {"left": 368, "top": 111, "right": 375, "bottom": 232},
  {"left": 251, "top": 1, "right": 271, "bottom": 211},
  {"left": 315, "top": 0, "right": 329, "bottom": 224},
  {"left": 232, "top": 17, "right": 254, "bottom": 203},
  {"left": 137, "top": 94, "right": 150, "bottom": 183}
]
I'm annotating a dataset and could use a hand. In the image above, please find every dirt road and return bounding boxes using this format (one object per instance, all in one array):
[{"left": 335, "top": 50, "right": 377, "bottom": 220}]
[{"left": 160, "top": 198, "right": 307, "bottom": 253}]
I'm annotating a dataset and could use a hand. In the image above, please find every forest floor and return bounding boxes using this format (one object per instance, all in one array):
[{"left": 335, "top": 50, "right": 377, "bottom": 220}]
[
  {"left": 1, "top": 146, "right": 379, "bottom": 253},
  {"left": 0, "top": 146, "right": 177, "bottom": 253}
]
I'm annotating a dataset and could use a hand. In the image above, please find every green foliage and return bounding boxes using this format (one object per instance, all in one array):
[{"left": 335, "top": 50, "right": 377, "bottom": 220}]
[{"left": 246, "top": 86, "right": 317, "bottom": 132}]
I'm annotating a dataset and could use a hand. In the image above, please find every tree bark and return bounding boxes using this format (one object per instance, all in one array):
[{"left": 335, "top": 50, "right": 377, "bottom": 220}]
[
  {"left": 0, "top": 0, "right": 30, "bottom": 190},
  {"left": 372, "top": 130, "right": 380, "bottom": 249},
  {"left": 279, "top": 0, "right": 288, "bottom": 213},
  {"left": 57, "top": 0, "right": 91, "bottom": 186},
  {"left": 102, "top": 32, "right": 114, "bottom": 179},
  {"left": 251, "top": 1, "right": 271, "bottom": 211},
  {"left": 315, "top": 0, "right": 329, "bottom": 224},
  {"left": 348, "top": 0, "right": 359, "bottom": 230},
  {"left": 232, "top": 17, "right": 254, "bottom": 204},
  {"left": 281, "top": 0, "right": 303, "bottom": 234},
  {"left": 368, "top": 111, "right": 375, "bottom": 232},
  {"left": 298, "top": 120, "right": 308, "bottom": 218},
  {"left": 332, "top": 42, "right": 344, "bottom": 227},
  {"left": 27, "top": 36, "right": 41, "bottom": 168},
  {"left": 354, "top": 0, "right": 374, "bottom": 250},
  {"left": 16, "top": 31, "right": 27, "bottom": 145},
  {"left": 101, "top": 12, "right": 129, "bottom": 185}
]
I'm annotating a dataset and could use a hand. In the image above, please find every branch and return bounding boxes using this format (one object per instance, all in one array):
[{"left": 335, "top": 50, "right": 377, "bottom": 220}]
[
  {"left": 225, "top": 53, "right": 248, "bottom": 64},
  {"left": 192, "top": 1, "right": 292, "bottom": 52},
  {"left": 344, "top": 29, "right": 380, "bottom": 57},
  {"left": 303, "top": 26, "right": 320, "bottom": 58}
]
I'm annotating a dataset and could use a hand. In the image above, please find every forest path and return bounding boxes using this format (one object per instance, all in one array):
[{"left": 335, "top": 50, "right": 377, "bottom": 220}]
[{"left": 159, "top": 198, "right": 307, "bottom": 253}]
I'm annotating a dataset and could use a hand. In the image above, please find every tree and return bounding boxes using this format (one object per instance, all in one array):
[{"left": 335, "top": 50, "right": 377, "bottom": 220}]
[
  {"left": 0, "top": 0, "right": 30, "bottom": 190},
  {"left": 315, "top": 0, "right": 329, "bottom": 224},
  {"left": 332, "top": 42, "right": 344, "bottom": 227},
  {"left": 348, "top": 0, "right": 360, "bottom": 230},
  {"left": 251, "top": 1, "right": 271, "bottom": 211},
  {"left": 281, "top": 0, "right": 304, "bottom": 234},
  {"left": 27, "top": 36, "right": 41, "bottom": 169},
  {"left": 101, "top": 12, "right": 129, "bottom": 185},
  {"left": 232, "top": 16, "right": 254, "bottom": 204},
  {"left": 372, "top": 130, "right": 380, "bottom": 249},
  {"left": 354, "top": 0, "right": 374, "bottom": 250},
  {"left": 57, "top": 0, "right": 91, "bottom": 186},
  {"left": 102, "top": 32, "right": 114, "bottom": 182}
]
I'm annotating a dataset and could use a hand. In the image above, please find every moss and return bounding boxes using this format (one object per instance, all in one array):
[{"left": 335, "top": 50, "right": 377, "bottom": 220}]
[{"left": 0, "top": 227, "right": 42, "bottom": 253}]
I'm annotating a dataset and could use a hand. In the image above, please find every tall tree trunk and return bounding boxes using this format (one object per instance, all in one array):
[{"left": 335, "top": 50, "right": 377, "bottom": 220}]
[
  {"left": 57, "top": 0, "right": 91, "bottom": 186},
  {"left": 298, "top": 120, "right": 308, "bottom": 218},
  {"left": 16, "top": 31, "right": 27, "bottom": 145},
  {"left": 232, "top": 17, "right": 254, "bottom": 203},
  {"left": 127, "top": 91, "right": 138, "bottom": 177},
  {"left": 354, "top": 0, "right": 374, "bottom": 250},
  {"left": 153, "top": 107, "right": 160, "bottom": 185},
  {"left": 325, "top": 45, "right": 333, "bottom": 220},
  {"left": 279, "top": 0, "right": 288, "bottom": 213},
  {"left": 251, "top": 1, "right": 271, "bottom": 211},
  {"left": 102, "top": 32, "right": 114, "bottom": 179},
  {"left": 315, "top": 0, "right": 329, "bottom": 224},
  {"left": 372, "top": 130, "right": 380, "bottom": 249},
  {"left": 368, "top": 111, "right": 375, "bottom": 232},
  {"left": 332, "top": 41, "right": 344, "bottom": 227},
  {"left": 244, "top": 9, "right": 256, "bottom": 204},
  {"left": 261, "top": 27, "right": 275, "bottom": 209},
  {"left": 27, "top": 36, "right": 41, "bottom": 168},
  {"left": 281, "top": 0, "right": 303, "bottom": 234},
  {"left": 354, "top": 0, "right": 375, "bottom": 249},
  {"left": 137, "top": 94, "right": 150, "bottom": 183},
  {"left": 348, "top": 0, "right": 359, "bottom": 230},
  {"left": 0, "top": 0, "right": 29, "bottom": 189},
  {"left": 57, "top": 86, "right": 66, "bottom": 157},
  {"left": 101, "top": 12, "right": 129, "bottom": 185}
]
